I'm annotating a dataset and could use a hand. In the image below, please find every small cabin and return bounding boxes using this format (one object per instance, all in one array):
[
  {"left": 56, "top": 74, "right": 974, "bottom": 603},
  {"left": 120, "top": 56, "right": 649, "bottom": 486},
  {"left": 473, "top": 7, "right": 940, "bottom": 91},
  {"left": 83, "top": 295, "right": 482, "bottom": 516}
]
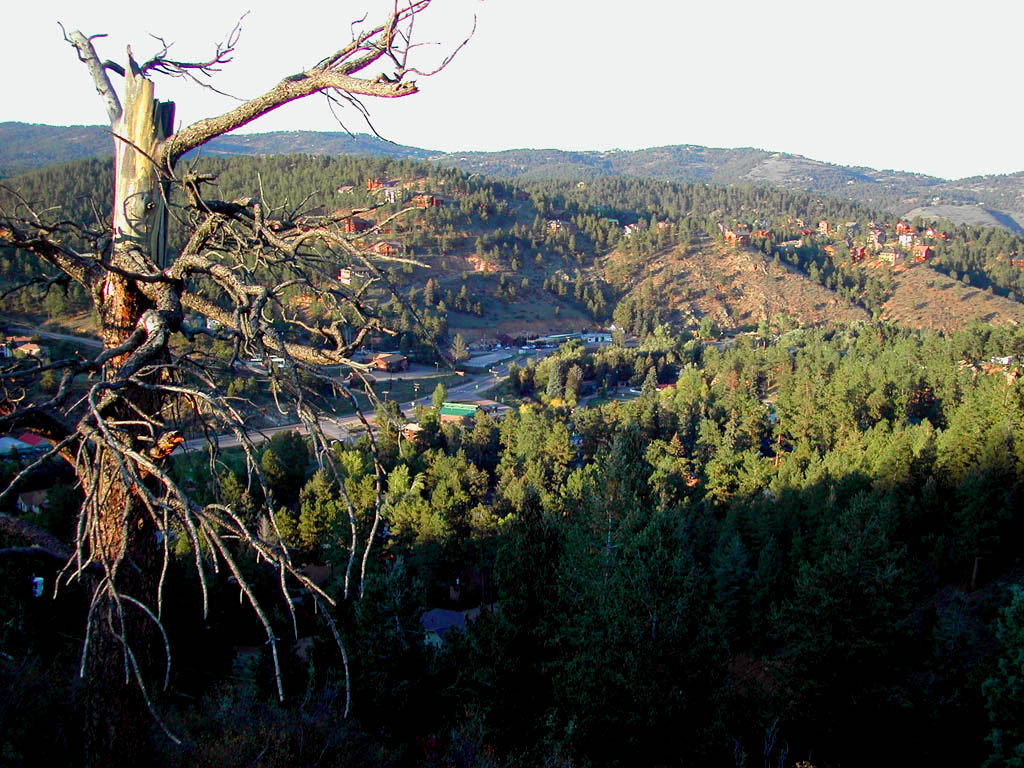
[{"left": 371, "top": 353, "right": 408, "bottom": 372}]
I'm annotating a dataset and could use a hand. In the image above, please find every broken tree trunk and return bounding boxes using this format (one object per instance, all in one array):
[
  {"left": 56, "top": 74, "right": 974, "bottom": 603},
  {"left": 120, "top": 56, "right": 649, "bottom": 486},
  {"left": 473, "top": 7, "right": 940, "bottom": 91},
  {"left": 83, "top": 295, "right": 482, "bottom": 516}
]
[{"left": 83, "top": 59, "right": 176, "bottom": 768}]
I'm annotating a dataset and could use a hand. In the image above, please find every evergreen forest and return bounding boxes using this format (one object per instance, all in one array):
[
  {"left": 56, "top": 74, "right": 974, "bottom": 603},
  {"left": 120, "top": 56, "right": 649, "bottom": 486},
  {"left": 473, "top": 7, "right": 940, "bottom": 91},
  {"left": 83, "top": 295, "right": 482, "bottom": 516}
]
[{"left": 1, "top": 154, "right": 1024, "bottom": 767}]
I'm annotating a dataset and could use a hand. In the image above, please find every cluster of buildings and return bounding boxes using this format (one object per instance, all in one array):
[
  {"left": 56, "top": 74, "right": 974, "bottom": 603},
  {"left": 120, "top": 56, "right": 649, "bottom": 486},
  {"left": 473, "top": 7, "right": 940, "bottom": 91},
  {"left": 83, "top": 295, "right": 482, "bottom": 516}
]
[
  {"left": 865, "top": 221, "right": 948, "bottom": 266},
  {"left": 815, "top": 218, "right": 947, "bottom": 267},
  {"left": 363, "top": 178, "right": 445, "bottom": 209},
  {"left": 719, "top": 217, "right": 951, "bottom": 269},
  {"left": 400, "top": 400, "right": 510, "bottom": 445},
  {"left": 329, "top": 178, "right": 444, "bottom": 282},
  {"left": 545, "top": 217, "right": 670, "bottom": 238}
]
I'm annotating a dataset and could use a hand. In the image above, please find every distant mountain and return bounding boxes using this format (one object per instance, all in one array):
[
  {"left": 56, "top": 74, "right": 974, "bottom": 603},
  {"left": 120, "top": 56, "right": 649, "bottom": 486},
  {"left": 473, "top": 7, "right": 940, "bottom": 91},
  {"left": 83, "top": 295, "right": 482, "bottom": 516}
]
[
  {"left": 441, "top": 146, "right": 1024, "bottom": 233},
  {"left": 4, "top": 122, "right": 1024, "bottom": 232},
  {"left": 0, "top": 123, "right": 111, "bottom": 174},
  {"left": 0, "top": 122, "right": 430, "bottom": 176}
]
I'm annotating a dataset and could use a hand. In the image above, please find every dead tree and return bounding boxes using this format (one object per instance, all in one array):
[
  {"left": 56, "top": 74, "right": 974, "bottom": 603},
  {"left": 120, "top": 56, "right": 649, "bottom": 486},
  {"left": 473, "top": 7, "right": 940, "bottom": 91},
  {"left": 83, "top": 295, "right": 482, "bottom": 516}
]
[{"left": 0, "top": 2, "right": 469, "bottom": 764}]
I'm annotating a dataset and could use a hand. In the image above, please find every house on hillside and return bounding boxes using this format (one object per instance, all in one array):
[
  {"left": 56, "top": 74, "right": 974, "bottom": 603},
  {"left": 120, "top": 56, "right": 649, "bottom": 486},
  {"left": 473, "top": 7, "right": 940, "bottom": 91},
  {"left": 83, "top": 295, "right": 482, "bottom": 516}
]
[
  {"left": 723, "top": 228, "right": 751, "bottom": 246},
  {"left": 342, "top": 216, "right": 371, "bottom": 234},
  {"left": 898, "top": 232, "right": 916, "bottom": 248},
  {"left": 467, "top": 254, "right": 498, "bottom": 273},
  {"left": 879, "top": 250, "right": 902, "bottom": 265},
  {"left": 869, "top": 228, "right": 886, "bottom": 247},
  {"left": 895, "top": 221, "right": 915, "bottom": 235},
  {"left": 372, "top": 241, "right": 404, "bottom": 257},
  {"left": 913, "top": 245, "right": 934, "bottom": 262},
  {"left": 413, "top": 194, "right": 443, "bottom": 208},
  {"left": 817, "top": 220, "right": 830, "bottom": 234}
]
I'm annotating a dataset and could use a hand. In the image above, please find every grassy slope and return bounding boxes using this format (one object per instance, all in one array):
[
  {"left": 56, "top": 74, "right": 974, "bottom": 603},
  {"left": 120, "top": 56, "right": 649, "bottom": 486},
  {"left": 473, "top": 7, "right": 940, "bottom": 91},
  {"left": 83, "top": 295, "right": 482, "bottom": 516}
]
[
  {"left": 882, "top": 262, "right": 1024, "bottom": 331},
  {"left": 601, "top": 239, "right": 871, "bottom": 331}
]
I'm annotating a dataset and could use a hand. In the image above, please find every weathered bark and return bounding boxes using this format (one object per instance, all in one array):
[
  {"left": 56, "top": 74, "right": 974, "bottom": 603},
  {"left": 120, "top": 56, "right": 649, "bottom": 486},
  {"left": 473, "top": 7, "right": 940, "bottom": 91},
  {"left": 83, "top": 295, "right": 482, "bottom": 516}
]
[{"left": 83, "top": 59, "right": 174, "bottom": 768}]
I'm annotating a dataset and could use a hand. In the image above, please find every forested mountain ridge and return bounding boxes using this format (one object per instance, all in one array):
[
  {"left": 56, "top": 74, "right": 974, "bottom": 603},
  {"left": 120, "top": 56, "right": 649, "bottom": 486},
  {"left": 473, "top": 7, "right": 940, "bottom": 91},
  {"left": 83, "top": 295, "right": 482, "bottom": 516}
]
[
  {"left": 4, "top": 121, "right": 1024, "bottom": 233},
  {"left": 0, "top": 122, "right": 431, "bottom": 176},
  {"left": 5, "top": 153, "right": 1024, "bottom": 339}
]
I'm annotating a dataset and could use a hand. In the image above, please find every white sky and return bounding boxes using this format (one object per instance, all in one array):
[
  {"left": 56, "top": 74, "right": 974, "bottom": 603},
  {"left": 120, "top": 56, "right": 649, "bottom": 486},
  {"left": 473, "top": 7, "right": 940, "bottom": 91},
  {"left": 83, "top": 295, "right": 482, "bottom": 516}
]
[{"left": 2, "top": 0, "right": 1021, "bottom": 180}]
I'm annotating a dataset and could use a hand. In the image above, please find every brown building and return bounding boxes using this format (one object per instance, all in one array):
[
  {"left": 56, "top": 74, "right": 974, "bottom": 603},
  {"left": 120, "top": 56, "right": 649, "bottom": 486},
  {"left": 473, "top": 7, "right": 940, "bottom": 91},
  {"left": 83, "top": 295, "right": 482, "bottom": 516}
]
[
  {"left": 371, "top": 353, "right": 408, "bottom": 372},
  {"left": 343, "top": 216, "right": 371, "bottom": 234},
  {"left": 412, "top": 194, "right": 443, "bottom": 208},
  {"left": 372, "top": 241, "right": 403, "bottom": 257}
]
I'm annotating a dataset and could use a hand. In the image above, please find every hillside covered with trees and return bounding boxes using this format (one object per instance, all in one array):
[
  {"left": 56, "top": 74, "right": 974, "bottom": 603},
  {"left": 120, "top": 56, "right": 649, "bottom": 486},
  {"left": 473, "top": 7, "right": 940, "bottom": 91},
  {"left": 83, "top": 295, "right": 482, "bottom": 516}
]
[
  {"left": 5, "top": 154, "right": 1024, "bottom": 344},
  {"left": 3, "top": 320, "right": 1024, "bottom": 766},
  {"left": 3, "top": 150, "right": 1024, "bottom": 767}
]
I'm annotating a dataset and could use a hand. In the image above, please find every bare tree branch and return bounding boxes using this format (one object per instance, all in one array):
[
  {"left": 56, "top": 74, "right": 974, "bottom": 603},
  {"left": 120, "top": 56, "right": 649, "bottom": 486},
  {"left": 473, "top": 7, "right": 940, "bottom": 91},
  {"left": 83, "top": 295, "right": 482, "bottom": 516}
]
[
  {"left": 63, "top": 26, "right": 123, "bottom": 124},
  {"left": 161, "top": 1, "right": 456, "bottom": 165}
]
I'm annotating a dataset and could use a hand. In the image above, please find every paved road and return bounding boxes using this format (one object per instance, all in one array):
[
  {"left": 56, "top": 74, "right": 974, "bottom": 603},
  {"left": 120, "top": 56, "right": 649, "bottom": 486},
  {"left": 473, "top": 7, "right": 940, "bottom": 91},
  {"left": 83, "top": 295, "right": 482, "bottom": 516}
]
[
  {"left": 4, "top": 323, "right": 103, "bottom": 349},
  {"left": 177, "top": 366, "right": 515, "bottom": 454}
]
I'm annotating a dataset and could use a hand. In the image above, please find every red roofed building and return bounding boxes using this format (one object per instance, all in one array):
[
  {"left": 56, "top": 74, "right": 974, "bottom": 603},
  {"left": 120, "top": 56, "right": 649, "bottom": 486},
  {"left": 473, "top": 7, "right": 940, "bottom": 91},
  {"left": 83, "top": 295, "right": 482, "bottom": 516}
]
[
  {"left": 913, "top": 245, "right": 934, "bottom": 262},
  {"left": 17, "top": 433, "right": 52, "bottom": 449},
  {"left": 723, "top": 228, "right": 751, "bottom": 246}
]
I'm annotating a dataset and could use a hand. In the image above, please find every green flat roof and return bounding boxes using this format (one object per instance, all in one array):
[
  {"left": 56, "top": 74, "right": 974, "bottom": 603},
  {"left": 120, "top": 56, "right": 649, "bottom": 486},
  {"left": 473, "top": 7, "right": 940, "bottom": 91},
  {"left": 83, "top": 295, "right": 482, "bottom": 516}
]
[{"left": 439, "top": 402, "right": 478, "bottom": 417}]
